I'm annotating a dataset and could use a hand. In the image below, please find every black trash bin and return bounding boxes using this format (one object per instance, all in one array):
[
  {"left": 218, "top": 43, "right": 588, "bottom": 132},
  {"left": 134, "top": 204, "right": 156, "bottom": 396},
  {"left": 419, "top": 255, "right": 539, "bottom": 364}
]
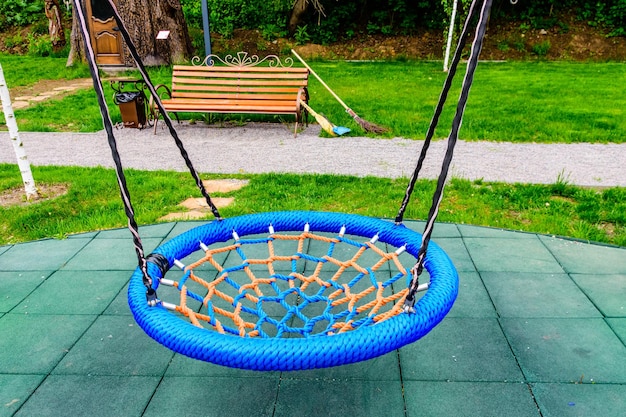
[{"left": 114, "top": 91, "right": 147, "bottom": 128}]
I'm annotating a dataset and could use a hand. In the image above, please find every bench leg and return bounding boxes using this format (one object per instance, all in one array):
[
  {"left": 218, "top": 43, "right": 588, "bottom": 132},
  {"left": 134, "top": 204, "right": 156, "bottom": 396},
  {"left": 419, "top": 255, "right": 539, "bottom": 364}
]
[
  {"left": 153, "top": 111, "right": 181, "bottom": 134},
  {"left": 153, "top": 110, "right": 159, "bottom": 134}
]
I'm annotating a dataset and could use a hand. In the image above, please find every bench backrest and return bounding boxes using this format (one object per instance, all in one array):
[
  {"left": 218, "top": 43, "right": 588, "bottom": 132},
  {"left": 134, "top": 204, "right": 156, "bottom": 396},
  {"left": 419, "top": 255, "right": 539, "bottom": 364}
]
[{"left": 170, "top": 65, "right": 309, "bottom": 101}]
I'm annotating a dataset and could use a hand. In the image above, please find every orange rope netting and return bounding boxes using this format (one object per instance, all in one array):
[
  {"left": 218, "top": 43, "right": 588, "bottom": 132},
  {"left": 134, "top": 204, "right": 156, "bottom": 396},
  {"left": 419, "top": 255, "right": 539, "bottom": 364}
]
[{"left": 159, "top": 229, "right": 413, "bottom": 338}]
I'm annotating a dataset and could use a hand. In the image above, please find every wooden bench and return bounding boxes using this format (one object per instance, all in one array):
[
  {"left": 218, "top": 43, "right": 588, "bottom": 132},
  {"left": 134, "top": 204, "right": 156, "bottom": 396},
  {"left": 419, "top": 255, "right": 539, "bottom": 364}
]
[{"left": 151, "top": 54, "right": 310, "bottom": 136}]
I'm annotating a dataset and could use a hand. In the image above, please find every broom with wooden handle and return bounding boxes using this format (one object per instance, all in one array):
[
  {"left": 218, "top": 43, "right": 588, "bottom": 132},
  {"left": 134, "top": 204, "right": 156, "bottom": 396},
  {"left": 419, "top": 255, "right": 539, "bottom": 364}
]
[
  {"left": 299, "top": 99, "right": 350, "bottom": 136},
  {"left": 292, "top": 49, "right": 388, "bottom": 134}
]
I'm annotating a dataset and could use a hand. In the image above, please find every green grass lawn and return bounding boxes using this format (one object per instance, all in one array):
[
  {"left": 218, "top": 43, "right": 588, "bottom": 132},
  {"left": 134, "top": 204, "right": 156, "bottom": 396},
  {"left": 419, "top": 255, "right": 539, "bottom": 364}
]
[
  {"left": 1, "top": 55, "right": 624, "bottom": 142},
  {"left": 307, "top": 60, "right": 626, "bottom": 142},
  {"left": 1, "top": 165, "right": 624, "bottom": 247}
]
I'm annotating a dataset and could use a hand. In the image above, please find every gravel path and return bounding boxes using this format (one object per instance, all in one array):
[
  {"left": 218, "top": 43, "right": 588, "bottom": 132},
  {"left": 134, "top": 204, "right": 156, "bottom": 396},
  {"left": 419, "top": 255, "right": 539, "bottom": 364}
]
[{"left": 1, "top": 122, "right": 624, "bottom": 187}]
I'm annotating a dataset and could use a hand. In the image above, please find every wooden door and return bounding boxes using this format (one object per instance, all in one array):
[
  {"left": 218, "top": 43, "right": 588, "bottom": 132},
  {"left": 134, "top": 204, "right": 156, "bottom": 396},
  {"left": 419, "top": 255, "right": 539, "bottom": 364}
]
[{"left": 86, "top": 0, "right": 124, "bottom": 65}]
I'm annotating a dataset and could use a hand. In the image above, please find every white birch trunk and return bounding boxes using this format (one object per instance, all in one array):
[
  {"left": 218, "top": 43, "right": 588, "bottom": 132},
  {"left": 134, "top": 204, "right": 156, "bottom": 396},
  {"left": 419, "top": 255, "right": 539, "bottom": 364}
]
[
  {"left": 443, "top": 0, "right": 459, "bottom": 72},
  {"left": 0, "top": 63, "right": 39, "bottom": 200}
]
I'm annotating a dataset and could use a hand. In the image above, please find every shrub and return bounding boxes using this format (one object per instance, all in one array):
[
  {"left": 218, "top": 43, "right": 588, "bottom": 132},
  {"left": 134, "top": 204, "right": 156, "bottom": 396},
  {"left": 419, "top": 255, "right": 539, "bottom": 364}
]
[
  {"left": 0, "top": 0, "right": 44, "bottom": 30},
  {"left": 531, "top": 40, "right": 551, "bottom": 56},
  {"left": 26, "top": 33, "right": 52, "bottom": 57},
  {"left": 294, "top": 25, "right": 310, "bottom": 45}
]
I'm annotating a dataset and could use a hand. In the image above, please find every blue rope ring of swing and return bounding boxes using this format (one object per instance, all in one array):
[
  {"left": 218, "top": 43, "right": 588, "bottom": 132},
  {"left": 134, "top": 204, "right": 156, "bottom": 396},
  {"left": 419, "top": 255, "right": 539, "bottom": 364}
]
[{"left": 128, "top": 211, "right": 458, "bottom": 371}]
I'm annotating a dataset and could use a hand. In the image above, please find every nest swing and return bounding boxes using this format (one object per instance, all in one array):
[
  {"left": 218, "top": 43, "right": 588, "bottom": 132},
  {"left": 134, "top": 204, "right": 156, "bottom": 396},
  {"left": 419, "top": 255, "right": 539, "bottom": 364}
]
[{"left": 74, "top": 0, "right": 493, "bottom": 371}]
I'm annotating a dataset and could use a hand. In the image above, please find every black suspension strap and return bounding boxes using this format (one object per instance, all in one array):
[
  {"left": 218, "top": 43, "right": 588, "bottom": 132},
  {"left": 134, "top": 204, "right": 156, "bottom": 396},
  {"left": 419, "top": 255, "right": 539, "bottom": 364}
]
[
  {"left": 395, "top": 0, "right": 480, "bottom": 224},
  {"left": 104, "top": 0, "right": 222, "bottom": 220},
  {"left": 72, "top": 0, "right": 152, "bottom": 290},
  {"left": 403, "top": 0, "right": 493, "bottom": 312}
]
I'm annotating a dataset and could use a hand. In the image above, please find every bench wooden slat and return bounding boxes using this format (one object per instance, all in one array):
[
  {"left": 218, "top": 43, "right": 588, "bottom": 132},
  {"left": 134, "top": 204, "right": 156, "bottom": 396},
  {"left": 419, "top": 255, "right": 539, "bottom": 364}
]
[
  {"left": 173, "top": 77, "right": 308, "bottom": 87},
  {"left": 173, "top": 65, "right": 309, "bottom": 74},
  {"left": 162, "top": 102, "right": 296, "bottom": 113},
  {"left": 163, "top": 98, "right": 297, "bottom": 106},
  {"left": 171, "top": 92, "right": 299, "bottom": 101},
  {"left": 173, "top": 71, "right": 308, "bottom": 81},
  {"left": 170, "top": 85, "right": 302, "bottom": 94}
]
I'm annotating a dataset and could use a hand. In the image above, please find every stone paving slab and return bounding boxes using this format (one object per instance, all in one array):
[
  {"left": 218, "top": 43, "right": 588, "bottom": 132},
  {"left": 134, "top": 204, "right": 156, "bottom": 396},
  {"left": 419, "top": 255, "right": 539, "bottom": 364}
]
[{"left": 0, "top": 221, "right": 624, "bottom": 416}]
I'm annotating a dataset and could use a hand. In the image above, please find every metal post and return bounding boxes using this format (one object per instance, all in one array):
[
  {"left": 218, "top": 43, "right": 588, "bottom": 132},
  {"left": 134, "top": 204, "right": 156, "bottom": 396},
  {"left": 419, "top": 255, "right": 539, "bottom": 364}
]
[{"left": 201, "top": 0, "right": 211, "bottom": 57}]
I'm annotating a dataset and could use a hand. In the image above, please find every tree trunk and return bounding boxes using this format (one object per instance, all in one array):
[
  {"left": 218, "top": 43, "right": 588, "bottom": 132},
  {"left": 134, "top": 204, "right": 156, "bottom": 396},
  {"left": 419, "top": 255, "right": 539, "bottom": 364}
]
[
  {"left": 116, "top": 0, "right": 193, "bottom": 65},
  {"left": 0, "top": 64, "right": 38, "bottom": 200},
  {"left": 45, "top": 0, "right": 66, "bottom": 52},
  {"left": 67, "top": 0, "right": 193, "bottom": 67},
  {"left": 66, "top": 1, "right": 85, "bottom": 66},
  {"left": 288, "top": 0, "right": 311, "bottom": 36}
]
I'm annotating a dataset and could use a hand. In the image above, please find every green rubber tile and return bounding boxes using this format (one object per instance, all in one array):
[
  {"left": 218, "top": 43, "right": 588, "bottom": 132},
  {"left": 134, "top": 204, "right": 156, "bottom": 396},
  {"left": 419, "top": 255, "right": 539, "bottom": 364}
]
[
  {"left": 96, "top": 223, "right": 175, "bottom": 239},
  {"left": 606, "top": 318, "right": 626, "bottom": 346},
  {"left": 435, "top": 238, "right": 477, "bottom": 272},
  {"left": 482, "top": 272, "right": 601, "bottom": 318},
  {"left": 61, "top": 237, "right": 163, "bottom": 270},
  {"left": 143, "top": 376, "right": 279, "bottom": 417},
  {"left": 464, "top": 237, "right": 564, "bottom": 273},
  {"left": 532, "top": 383, "right": 626, "bottom": 417},
  {"left": 14, "top": 375, "right": 159, "bottom": 417},
  {"left": 448, "top": 271, "right": 497, "bottom": 318},
  {"left": 0, "top": 374, "right": 45, "bottom": 417},
  {"left": 400, "top": 318, "right": 524, "bottom": 382},
  {"left": 165, "top": 220, "right": 212, "bottom": 239},
  {"left": 15, "top": 270, "right": 130, "bottom": 315},
  {"left": 53, "top": 315, "right": 174, "bottom": 376},
  {"left": 166, "top": 353, "right": 280, "bottom": 378},
  {"left": 275, "top": 379, "right": 404, "bottom": 417},
  {"left": 540, "top": 236, "right": 626, "bottom": 274},
  {"left": 0, "top": 271, "right": 51, "bottom": 313},
  {"left": 403, "top": 221, "right": 462, "bottom": 238},
  {"left": 500, "top": 318, "right": 626, "bottom": 383},
  {"left": 283, "top": 350, "right": 400, "bottom": 381},
  {"left": 103, "top": 282, "right": 132, "bottom": 315},
  {"left": 0, "top": 314, "right": 96, "bottom": 373},
  {"left": 0, "top": 238, "right": 90, "bottom": 271},
  {"left": 0, "top": 245, "right": 11, "bottom": 256},
  {"left": 404, "top": 381, "right": 540, "bottom": 417},
  {"left": 570, "top": 274, "right": 626, "bottom": 317},
  {"left": 459, "top": 224, "right": 537, "bottom": 239}
]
